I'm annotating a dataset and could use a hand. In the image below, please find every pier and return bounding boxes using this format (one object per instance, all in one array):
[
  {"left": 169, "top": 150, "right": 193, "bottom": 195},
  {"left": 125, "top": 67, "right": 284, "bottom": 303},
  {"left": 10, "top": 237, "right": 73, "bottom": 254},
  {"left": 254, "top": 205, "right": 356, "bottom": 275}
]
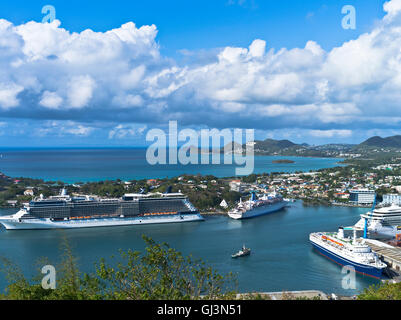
[
  {"left": 364, "top": 239, "right": 401, "bottom": 281},
  {"left": 236, "top": 290, "right": 328, "bottom": 300}
]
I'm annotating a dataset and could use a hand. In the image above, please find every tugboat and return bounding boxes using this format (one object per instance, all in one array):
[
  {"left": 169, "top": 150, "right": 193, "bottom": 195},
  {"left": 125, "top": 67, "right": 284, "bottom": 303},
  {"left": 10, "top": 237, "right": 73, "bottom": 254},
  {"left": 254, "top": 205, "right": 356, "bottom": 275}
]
[{"left": 231, "top": 245, "right": 251, "bottom": 258}]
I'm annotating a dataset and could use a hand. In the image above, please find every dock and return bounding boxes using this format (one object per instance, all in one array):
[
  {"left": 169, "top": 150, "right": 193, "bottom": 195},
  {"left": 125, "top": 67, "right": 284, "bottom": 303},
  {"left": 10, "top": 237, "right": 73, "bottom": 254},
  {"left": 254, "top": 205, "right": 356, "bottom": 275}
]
[
  {"left": 364, "top": 239, "right": 401, "bottom": 281},
  {"left": 236, "top": 290, "right": 328, "bottom": 300}
]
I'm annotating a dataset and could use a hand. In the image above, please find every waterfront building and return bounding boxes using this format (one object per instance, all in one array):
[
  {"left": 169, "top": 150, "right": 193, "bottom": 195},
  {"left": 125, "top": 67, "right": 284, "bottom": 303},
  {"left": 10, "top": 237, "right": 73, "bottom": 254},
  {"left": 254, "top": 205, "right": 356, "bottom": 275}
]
[
  {"left": 6, "top": 200, "right": 18, "bottom": 207},
  {"left": 349, "top": 189, "right": 375, "bottom": 205},
  {"left": 229, "top": 180, "right": 243, "bottom": 192},
  {"left": 220, "top": 199, "right": 228, "bottom": 208},
  {"left": 382, "top": 194, "right": 401, "bottom": 206}
]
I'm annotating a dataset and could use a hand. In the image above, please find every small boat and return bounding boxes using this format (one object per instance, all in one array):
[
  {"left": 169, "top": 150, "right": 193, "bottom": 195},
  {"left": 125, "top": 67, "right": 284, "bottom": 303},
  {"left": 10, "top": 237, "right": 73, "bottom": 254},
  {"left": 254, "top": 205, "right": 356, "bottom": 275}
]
[{"left": 231, "top": 245, "right": 251, "bottom": 258}]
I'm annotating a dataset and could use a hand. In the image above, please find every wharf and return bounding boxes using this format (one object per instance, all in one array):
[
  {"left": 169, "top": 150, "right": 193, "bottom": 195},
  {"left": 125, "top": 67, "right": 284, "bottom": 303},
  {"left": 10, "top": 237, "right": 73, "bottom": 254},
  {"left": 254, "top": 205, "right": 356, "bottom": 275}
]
[
  {"left": 236, "top": 290, "right": 328, "bottom": 300},
  {"left": 364, "top": 239, "right": 401, "bottom": 281}
]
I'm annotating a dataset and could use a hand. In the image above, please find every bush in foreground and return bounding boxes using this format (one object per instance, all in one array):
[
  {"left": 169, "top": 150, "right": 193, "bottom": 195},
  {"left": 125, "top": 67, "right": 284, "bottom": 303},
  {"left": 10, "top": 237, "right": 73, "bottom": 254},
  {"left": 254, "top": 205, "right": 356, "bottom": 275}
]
[{"left": 0, "top": 236, "right": 237, "bottom": 300}]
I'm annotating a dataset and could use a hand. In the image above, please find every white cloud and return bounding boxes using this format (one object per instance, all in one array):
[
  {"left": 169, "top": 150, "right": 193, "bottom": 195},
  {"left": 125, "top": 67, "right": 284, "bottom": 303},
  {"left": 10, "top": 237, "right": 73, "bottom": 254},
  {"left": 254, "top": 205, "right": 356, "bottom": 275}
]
[
  {"left": 39, "top": 91, "right": 63, "bottom": 109},
  {"left": 2, "top": 0, "right": 401, "bottom": 137},
  {"left": 0, "top": 83, "right": 23, "bottom": 109},
  {"left": 35, "top": 121, "right": 95, "bottom": 137},
  {"left": 309, "top": 129, "right": 353, "bottom": 138},
  {"left": 108, "top": 124, "right": 148, "bottom": 139},
  {"left": 112, "top": 94, "right": 144, "bottom": 108},
  {"left": 67, "top": 75, "right": 96, "bottom": 109}
]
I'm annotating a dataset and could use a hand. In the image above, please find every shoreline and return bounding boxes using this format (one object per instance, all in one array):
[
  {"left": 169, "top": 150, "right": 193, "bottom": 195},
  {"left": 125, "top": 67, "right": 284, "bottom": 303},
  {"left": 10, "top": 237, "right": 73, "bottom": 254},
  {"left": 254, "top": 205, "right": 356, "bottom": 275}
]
[{"left": 0, "top": 152, "right": 345, "bottom": 185}]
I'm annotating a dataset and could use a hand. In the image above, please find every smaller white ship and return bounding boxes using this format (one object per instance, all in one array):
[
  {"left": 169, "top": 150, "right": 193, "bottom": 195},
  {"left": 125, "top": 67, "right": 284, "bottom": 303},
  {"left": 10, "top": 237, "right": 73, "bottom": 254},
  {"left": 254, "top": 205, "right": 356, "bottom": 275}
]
[
  {"left": 310, "top": 228, "right": 387, "bottom": 279},
  {"left": 228, "top": 192, "right": 287, "bottom": 220}
]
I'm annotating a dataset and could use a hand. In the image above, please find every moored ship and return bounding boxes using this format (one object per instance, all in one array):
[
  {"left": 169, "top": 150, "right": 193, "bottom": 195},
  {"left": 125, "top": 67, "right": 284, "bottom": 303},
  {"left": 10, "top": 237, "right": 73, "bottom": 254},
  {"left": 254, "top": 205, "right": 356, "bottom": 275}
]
[
  {"left": 228, "top": 192, "right": 287, "bottom": 220},
  {"left": 0, "top": 189, "right": 203, "bottom": 230},
  {"left": 353, "top": 204, "right": 401, "bottom": 239},
  {"left": 309, "top": 228, "right": 387, "bottom": 279}
]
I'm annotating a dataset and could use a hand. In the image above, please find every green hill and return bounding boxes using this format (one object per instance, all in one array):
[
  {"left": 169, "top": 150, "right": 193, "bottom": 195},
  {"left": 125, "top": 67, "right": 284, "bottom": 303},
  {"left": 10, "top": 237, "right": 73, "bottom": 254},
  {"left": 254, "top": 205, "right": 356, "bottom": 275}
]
[{"left": 359, "top": 135, "right": 401, "bottom": 148}]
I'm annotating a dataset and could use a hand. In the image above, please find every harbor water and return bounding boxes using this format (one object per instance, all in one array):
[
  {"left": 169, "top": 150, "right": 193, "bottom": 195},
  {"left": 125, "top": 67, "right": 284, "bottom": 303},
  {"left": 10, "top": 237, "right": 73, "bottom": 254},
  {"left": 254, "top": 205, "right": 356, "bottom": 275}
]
[
  {"left": 0, "top": 148, "right": 344, "bottom": 183},
  {"left": 0, "top": 202, "right": 378, "bottom": 296}
]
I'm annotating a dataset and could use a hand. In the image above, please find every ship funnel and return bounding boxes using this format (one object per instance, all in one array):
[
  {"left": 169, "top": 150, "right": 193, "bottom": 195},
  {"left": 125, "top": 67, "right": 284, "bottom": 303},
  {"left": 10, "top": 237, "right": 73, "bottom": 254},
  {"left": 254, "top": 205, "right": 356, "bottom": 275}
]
[
  {"left": 338, "top": 227, "right": 344, "bottom": 239},
  {"left": 61, "top": 188, "right": 67, "bottom": 196}
]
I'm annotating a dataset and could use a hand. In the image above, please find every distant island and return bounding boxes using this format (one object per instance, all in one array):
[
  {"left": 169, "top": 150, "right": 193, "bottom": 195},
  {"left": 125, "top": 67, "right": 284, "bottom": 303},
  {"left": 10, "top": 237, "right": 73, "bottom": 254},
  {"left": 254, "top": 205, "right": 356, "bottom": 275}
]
[
  {"left": 217, "top": 134, "right": 401, "bottom": 160},
  {"left": 272, "top": 159, "right": 295, "bottom": 164}
]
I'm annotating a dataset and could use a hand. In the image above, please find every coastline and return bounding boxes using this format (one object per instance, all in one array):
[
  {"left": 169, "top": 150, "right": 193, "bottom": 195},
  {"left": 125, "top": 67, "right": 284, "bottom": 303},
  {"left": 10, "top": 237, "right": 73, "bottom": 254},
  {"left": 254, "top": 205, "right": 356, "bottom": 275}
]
[{"left": 0, "top": 149, "right": 345, "bottom": 184}]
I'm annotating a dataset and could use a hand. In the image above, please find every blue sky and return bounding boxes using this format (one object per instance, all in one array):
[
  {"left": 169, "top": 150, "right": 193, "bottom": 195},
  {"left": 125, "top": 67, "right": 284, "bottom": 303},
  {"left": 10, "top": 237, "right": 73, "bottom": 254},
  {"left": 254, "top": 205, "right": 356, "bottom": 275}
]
[
  {"left": 0, "top": 0, "right": 384, "bottom": 55},
  {"left": 0, "top": 0, "right": 398, "bottom": 147}
]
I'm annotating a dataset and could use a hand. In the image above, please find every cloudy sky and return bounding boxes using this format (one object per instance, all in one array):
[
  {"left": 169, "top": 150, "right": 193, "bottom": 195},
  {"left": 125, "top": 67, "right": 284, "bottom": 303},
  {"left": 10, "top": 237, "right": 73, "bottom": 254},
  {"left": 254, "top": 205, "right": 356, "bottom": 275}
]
[{"left": 0, "top": 0, "right": 399, "bottom": 146}]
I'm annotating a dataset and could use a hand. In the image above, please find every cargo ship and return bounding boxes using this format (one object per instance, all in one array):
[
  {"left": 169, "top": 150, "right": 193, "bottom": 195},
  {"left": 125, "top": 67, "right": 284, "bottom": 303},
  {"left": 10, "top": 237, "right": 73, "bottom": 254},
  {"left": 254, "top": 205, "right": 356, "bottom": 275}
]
[
  {"left": 0, "top": 189, "right": 203, "bottom": 230},
  {"left": 228, "top": 192, "right": 287, "bottom": 220},
  {"left": 309, "top": 228, "right": 387, "bottom": 279}
]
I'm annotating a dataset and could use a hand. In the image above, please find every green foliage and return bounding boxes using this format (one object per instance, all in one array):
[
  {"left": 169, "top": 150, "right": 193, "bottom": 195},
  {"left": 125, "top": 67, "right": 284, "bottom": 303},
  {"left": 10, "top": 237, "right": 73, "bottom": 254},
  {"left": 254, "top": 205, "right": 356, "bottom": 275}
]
[
  {"left": 242, "top": 174, "right": 257, "bottom": 183},
  {"left": 0, "top": 236, "right": 236, "bottom": 300},
  {"left": 358, "top": 281, "right": 401, "bottom": 300}
]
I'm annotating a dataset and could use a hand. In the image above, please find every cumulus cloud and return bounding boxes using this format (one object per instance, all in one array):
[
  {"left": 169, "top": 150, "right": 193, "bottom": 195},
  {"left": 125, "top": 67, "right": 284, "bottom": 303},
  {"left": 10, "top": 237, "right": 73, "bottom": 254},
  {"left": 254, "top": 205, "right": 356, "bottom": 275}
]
[
  {"left": 309, "top": 129, "right": 353, "bottom": 138},
  {"left": 39, "top": 91, "right": 63, "bottom": 109},
  {"left": 0, "top": 83, "right": 24, "bottom": 109},
  {"left": 108, "top": 124, "right": 147, "bottom": 139},
  {"left": 67, "top": 75, "right": 96, "bottom": 108},
  {"left": 2, "top": 0, "right": 401, "bottom": 140},
  {"left": 35, "top": 121, "right": 95, "bottom": 137}
]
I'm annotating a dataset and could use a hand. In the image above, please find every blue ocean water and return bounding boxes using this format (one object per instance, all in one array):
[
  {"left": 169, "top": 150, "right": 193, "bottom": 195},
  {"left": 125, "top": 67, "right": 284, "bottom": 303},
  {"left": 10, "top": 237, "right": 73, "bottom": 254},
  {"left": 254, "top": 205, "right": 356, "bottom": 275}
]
[
  {"left": 0, "top": 148, "right": 344, "bottom": 183},
  {"left": 0, "top": 148, "right": 368, "bottom": 296},
  {"left": 0, "top": 202, "right": 378, "bottom": 296}
]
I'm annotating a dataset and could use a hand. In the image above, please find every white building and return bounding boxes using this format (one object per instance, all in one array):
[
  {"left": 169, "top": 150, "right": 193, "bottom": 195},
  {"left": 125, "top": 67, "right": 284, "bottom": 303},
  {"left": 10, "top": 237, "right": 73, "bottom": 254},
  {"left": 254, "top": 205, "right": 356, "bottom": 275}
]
[
  {"left": 229, "top": 180, "right": 243, "bottom": 192},
  {"left": 382, "top": 194, "right": 401, "bottom": 206},
  {"left": 349, "top": 189, "right": 375, "bottom": 205},
  {"left": 220, "top": 199, "right": 228, "bottom": 208}
]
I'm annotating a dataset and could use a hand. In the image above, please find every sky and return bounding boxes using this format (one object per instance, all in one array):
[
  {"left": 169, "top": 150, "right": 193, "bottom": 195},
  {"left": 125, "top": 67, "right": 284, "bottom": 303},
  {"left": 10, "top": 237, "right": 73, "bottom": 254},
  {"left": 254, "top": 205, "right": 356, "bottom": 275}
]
[{"left": 0, "top": 0, "right": 399, "bottom": 147}]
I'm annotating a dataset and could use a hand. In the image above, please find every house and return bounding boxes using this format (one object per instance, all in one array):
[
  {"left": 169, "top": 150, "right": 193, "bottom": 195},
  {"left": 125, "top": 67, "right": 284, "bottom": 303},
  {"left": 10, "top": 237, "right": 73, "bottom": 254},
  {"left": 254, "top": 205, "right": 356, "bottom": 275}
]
[
  {"left": 147, "top": 179, "right": 158, "bottom": 186},
  {"left": 335, "top": 192, "right": 349, "bottom": 200},
  {"left": 7, "top": 200, "right": 18, "bottom": 207},
  {"left": 229, "top": 180, "right": 243, "bottom": 192}
]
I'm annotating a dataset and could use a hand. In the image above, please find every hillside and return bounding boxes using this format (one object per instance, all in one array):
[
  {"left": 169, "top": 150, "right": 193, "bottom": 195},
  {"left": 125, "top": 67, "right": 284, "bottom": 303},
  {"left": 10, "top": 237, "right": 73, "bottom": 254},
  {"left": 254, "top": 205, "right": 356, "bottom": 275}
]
[
  {"left": 213, "top": 135, "right": 401, "bottom": 159},
  {"left": 359, "top": 135, "right": 401, "bottom": 148}
]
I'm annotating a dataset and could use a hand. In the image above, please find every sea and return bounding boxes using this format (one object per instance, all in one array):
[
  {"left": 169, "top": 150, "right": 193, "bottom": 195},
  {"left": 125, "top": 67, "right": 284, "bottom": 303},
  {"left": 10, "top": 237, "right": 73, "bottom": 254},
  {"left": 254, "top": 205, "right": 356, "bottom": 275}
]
[
  {"left": 0, "top": 148, "right": 376, "bottom": 296},
  {"left": 0, "top": 203, "right": 377, "bottom": 296},
  {"left": 0, "top": 147, "right": 344, "bottom": 183}
]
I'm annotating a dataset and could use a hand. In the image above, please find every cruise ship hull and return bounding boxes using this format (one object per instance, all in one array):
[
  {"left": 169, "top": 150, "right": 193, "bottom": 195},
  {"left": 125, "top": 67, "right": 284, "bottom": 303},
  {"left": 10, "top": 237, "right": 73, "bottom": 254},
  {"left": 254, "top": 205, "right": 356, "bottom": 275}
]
[
  {"left": 0, "top": 213, "right": 204, "bottom": 230},
  {"left": 310, "top": 240, "right": 384, "bottom": 279},
  {"left": 228, "top": 201, "right": 286, "bottom": 220}
]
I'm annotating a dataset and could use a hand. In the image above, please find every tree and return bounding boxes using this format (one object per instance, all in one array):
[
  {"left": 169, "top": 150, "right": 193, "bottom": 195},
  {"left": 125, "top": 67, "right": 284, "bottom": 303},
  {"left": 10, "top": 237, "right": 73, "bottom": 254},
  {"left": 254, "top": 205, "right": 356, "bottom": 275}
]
[
  {"left": 0, "top": 236, "right": 236, "bottom": 300},
  {"left": 358, "top": 281, "right": 401, "bottom": 300}
]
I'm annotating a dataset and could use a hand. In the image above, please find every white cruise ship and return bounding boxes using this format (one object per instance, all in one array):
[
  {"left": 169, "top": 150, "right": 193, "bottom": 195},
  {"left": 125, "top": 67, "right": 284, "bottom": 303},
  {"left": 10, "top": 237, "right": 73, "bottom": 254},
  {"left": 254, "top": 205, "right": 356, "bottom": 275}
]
[
  {"left": 228, "top": 192, "right": 287, "bottom": 220},
  {"left": 310, "top": 228, "right": 387, "bottom": 279},
  {"left": 353, "top": 204, "right": 401, "bottom": 239},
  {"left": 0, "top": 189, "right": 203, "bottom": 230}
]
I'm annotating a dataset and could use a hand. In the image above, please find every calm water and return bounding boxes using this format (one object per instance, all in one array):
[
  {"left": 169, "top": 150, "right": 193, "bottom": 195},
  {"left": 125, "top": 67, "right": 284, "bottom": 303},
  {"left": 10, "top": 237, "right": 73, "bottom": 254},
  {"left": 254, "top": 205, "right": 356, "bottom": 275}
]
[
  {"left": 0, "top": 148, "right": 344, "bottom": 183},
  {"left": 0, "top": 202, "right": 378, "bottom": 296}
]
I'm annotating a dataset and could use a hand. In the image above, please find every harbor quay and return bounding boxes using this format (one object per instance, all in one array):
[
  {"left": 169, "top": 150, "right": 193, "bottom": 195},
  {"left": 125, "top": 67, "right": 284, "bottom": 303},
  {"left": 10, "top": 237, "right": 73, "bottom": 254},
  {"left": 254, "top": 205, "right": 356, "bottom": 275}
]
[
  {"left": 236, "top": 290, "right": 329, "bottom": 300},
  {"left": 364, "top": 239, "right": 401, "bottom": 281}
]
